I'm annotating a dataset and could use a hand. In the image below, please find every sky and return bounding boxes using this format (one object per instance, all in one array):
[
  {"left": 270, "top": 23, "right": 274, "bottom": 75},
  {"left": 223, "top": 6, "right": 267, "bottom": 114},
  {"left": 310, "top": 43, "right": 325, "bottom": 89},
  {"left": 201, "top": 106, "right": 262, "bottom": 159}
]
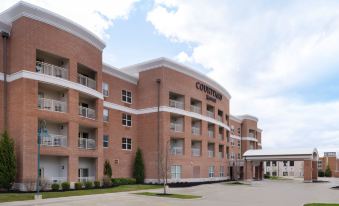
[{"left": 2, "top": 0, "right": 339, "bottom": 156}]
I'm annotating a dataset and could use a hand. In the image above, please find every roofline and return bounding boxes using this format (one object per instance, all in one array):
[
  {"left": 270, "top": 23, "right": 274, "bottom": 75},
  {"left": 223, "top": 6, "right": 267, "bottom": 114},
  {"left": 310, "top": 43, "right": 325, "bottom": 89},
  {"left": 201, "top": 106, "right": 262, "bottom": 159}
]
[
  {"left": 236, "top": 114, "right": 258, "bottom": 122},
  {"left": 102, "top": 63, "right": 138, "bottom": 85},
  {"left": 121, "top": 57, "right": 232, "bottom": 100},
  {"left": 0, "top": 1, "right": 105, "bottom": 51}
]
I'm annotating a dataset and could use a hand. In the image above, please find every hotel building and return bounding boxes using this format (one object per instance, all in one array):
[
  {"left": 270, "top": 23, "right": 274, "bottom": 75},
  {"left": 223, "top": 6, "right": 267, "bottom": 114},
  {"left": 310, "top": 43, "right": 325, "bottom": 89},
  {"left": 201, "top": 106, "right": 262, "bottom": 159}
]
[
  {"left": 264, "top": 161, "right": 304, "bottom": 178},
  {"left": 318, "top": 152, "right": 339, "bottom": 177},
  {"left": 0, "top": 2, "right": 262, "bottom": 190}
]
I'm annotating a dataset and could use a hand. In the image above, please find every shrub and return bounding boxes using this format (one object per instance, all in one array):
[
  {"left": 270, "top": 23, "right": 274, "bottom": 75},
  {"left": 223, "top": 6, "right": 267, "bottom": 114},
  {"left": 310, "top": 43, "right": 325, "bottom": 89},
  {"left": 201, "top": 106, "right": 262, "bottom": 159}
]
[
  {"left": 94, "top": 181, "right": 100, "bottom": 188},
  {"left": 75, "top": 182, "right": 83, "bottom": 190},
  {"left": 325, "top": 165, "right": 332, "bottom": 177},
  {"left": 84, "top": 181, "right": 93, "bottom": 189},
  {"left": 133, "top": 148, "right": 145, "bottom": 184},
  {"left": 264, "top": 173, "right": 270, "bottom": 179},
  {"left": 102, "top": 176, "right": 112, "bottom": 187},
  {"left": 111, "top": 178, "right": 136, "bottom": 186},
  {"left": 51, "top": 183, "right": 60, "bottom": 191},
  {"left": 61, "top": 182, "right": 70, "bottom": 190},
  {"left": 104, "top": 160, "right": 112, "bottom": 178},
  {"left": 0, "top": 131, "right": 17, "bottom": 190},
  {"left": 318, "top": 170, "right": 325, "bottom": 177}
]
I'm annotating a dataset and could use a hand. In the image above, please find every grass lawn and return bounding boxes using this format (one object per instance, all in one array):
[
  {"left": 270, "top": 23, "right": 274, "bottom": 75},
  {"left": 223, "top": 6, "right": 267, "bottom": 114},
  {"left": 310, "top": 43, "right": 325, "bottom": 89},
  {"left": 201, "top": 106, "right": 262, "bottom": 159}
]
[
  {"left": 135, "top": 192, "right": 201, "bottom": 199},
  {"left": 0, "top": 184, "right": 162, "bottom": 203},
  {"left": 267, "top": 176, "right": 291, "bottom": 180},
  {"left": 304, "top": 204, "right": 339, "bottom": 206}
]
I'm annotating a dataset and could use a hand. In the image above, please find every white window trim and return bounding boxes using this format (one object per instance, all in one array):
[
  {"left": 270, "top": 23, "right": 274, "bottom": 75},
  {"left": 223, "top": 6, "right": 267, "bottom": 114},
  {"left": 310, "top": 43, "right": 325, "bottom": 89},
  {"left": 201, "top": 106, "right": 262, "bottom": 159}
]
[
  {"left": 103, "top": 108, "right": 109, "bottom": 122},
  {"left": 122, "top": 89, "right": 132, "bottom": 104},
  {"left": 122, "top": 113, "right": 132, "bottom": 127},
  {"left": 122, "top": 137, "right": 132, "bottom": 151},
  {"left": 102, "top": 82, "right": 109, "bottom": 97},
  {"left": 171, "top": 165, "right": 181, "bottom": 179}
]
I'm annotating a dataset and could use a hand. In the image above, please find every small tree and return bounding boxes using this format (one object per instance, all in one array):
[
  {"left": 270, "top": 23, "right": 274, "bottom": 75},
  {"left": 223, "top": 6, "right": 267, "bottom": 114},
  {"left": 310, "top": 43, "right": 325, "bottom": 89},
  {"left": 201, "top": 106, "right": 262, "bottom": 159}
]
[
  {"left": 133, "top": 148, "right": 145, "bottom": 184},
  {"left": 159, "top": 140, "right": 171, "bottom": 194},
  {"left": 318, "top": 170, "right": 324, "bottom": 177},
  {"left": 104, "top": 160, "right": 112, "bottom": 178},
  {"left": 0, "top": 131, "right": 17, "bottom": 190},
  {"left": 325, "top": 165, "right": 332, "bottom": 177}
]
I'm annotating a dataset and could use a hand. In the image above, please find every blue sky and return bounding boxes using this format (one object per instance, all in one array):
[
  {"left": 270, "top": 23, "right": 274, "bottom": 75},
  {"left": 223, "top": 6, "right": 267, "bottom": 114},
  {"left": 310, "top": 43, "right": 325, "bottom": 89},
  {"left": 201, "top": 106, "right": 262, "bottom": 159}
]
[{"left": 2, "top": 0, "right": 339, "bottom": 155}]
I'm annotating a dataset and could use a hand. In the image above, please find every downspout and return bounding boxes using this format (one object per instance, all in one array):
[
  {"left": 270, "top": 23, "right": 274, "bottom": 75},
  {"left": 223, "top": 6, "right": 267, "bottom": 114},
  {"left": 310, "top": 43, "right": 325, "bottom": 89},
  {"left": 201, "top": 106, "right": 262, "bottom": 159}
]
[
  {"left": 156, "top": 78, "right": 161, "bottom": 183},
  {"left": 2, "top": 31, "right": 9, "bottom": 131}
]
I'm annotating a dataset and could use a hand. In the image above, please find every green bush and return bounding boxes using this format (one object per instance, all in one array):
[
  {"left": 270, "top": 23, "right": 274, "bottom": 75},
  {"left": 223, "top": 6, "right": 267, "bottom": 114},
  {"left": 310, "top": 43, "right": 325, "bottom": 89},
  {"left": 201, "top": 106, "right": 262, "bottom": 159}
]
[
  {"left": 133, "top": 148, "right": 145, "bottom": 184},
  {"left": 104, "top": 160, "right": 112, "bottom": 178},
  {"left": 51, "top": 183, "right": 60, "bottom": 191},
  {"left": 84, "top": 181, "right": 93, "bottom": 189},
  {"left": 75, "top": 182, "right": 83, "bottom": 190},
  {"left": 318, "top": 170, "right": 325, "bottom": 177},
  {"left": 94, "top": 181, "right": 100, "bottom": 188},
  {"left": 0, "top": 131, "right": 17, "bottom": 190},
  {"left": 111, "top": 178, "right": 136, "bottom": 185},
  {"left": 264, "top": 173, "right": 270, "bottom": 179},
  {"left": 325, "top": 165, "right": 332, "bottom": 177},
  {"left": 61, "top": 182, "right": 70, "bottom": 190}
]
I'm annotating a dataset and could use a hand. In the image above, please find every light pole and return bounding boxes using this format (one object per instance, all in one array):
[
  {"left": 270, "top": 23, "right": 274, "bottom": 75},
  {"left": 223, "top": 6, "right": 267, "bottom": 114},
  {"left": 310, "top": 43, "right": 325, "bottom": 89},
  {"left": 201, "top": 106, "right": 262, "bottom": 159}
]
[{"left": 35, "top": 120, "right": 46, "bottom": 200}]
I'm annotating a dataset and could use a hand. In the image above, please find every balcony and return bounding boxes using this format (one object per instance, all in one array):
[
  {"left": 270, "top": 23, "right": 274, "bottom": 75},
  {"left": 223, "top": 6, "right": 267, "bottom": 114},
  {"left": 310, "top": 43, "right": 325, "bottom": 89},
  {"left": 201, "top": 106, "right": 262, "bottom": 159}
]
[
  {"left": 208, "top": 130, "right": 214, "bottom": 138},
  {"left": 169, "top": 99, "right": 184, "bottom": 109},
  {"left": 208, "top": 150, "right": 214, "bottom": 157},
  {"left": 79, "top": 106, "right": 96, "bottom": 119},
  {"left": 79, "top": 176, "right": 95, "bottom": 182},
  {"left": 218, "top": 152, "right": 223, "bottom": 159},
  {"left": 207, "top": 111, "right": 214, "bottom": 118},
  {"left": 78, "top": 138, "right": 96, "bottom": 149},
  {"left": 217, "top": 116, "right": 223, "bottom": 122},
  {"left": 78, "top": 73, "right": 96, "bottom": 90},
  {"left": 249, "top": 133, "right": 256, "bottom": 138},
  {"left": 46, "top": 177, "right": 67, "bottom": 184},
  {"left": 170, "top": 123, "right": 183, "bottom": 132},
  {"left": 218, "top": 134, "right": 223, "bottom": 141},
  {"left": 171, "top": 147, "right": 183, "bottom": 155},
  {"left": 36, "top": 61, "right": 68, "bottom": 79},
  {"left": 38, "top": 98, "right": 67, "bottom": 113},
  {"left": 190, "top": 105, "right": 201, "bottom": 114},
  {"left": 41, "top": 134, "right": 67, "bottom": 147},
  {"left": 192, "top": 148, "right": 201, "bottom": 157},
  {"left": 192, "top": 127, "right": 201, "bottom": 135}
]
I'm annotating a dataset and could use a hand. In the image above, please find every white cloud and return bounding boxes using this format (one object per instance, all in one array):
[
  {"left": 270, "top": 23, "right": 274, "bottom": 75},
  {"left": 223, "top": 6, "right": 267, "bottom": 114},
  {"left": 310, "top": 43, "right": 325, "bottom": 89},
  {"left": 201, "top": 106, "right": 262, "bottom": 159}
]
[
  {"left": 147, "top": 0, "right": 339, "bottom": 153},
  {"left": 1, "top": 0, "right": 139, "bottom": 39}
]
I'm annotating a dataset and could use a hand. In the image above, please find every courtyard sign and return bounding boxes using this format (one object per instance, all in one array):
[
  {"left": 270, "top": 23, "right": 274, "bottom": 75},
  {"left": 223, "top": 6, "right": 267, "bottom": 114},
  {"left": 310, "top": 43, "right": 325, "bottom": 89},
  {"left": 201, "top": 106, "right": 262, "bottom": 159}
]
[{"left": 196, "top": 82, "right": 222, "bottom": 102}]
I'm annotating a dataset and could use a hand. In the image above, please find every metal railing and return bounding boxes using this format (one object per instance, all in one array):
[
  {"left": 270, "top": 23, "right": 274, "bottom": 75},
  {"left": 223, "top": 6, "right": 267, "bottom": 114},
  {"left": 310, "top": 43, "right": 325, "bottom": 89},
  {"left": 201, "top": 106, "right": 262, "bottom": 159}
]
[
  {"left": 207, "top": 111, "right": 214, "bottom": 118},
  {"left": 191, "top": 148, "right": 201, "bottom": 157},
  {"left": 218, "top": 152, "right": 223, "bottom": 159},
  {"left": 78, "top": 176, "right": 95, "bottom": 182},
  {"left": 208, "top": 150, "right": 214, "bottom": 157},
  {"left": 190, "top": 105, "right": 201, "bottom": 114},
  {"left": 208, "top": 130, "right": 214, "bottom": 138},
  {"left": 46, "top": 177, "right": 67, "bottom": 183},
  {"left": 249, "top": 133, "right": 256, "bottom": 138},
  {"left": 78, "top": 73, "right": 96, "bottom": 89},
  {"left": 169, "top": 99, "right": 184, "bottom": 109},
  {"left": 41, "top": 134, "right": 67, "bottom": 147},
  {"left": 36, "top": 61, "right": 68, "bottom": 79},
  {"left": 218, "top": 134, "right": 224, "bottom": 141},
  {"left": 79, "top": 106, "right": 96, "bottom": 119},
  {"left": 38, "top": 98, "right": 67, "bottom": 113},
  {"left": 191, "top": 127, "right": 201, "bottom": 135},
  {"left": 171, "top": 147, "right": 183, "bottom": 155},
  {"left": 217, "top": 116, "right": 223, "bottom": 122},
  {"left": 78, "top": 138, "right": 96, "bottom": 149},
  {"left": 170, "top": 123, "right": 183, "bottom": 132}
]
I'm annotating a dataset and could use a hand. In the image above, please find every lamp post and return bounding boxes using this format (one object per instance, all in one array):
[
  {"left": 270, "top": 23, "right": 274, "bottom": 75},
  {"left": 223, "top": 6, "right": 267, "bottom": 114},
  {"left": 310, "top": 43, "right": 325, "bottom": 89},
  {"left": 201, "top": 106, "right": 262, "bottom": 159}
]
[{"left": 35, "top": 120, "right": 46, "bottom": 200}]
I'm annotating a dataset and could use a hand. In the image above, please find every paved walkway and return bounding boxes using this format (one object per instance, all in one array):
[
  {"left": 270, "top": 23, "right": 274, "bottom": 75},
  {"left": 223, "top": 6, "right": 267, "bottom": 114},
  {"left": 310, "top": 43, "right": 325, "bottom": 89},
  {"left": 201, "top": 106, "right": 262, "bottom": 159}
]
[{"left": 2, "top": 178, "right": 339, "bottom": 206}]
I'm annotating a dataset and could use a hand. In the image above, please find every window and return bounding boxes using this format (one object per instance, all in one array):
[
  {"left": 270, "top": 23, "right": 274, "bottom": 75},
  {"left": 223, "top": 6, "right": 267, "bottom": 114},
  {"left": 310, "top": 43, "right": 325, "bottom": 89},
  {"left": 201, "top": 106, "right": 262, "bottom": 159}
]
[
  {"left": 208, "top": 166, "right": 215, "bottom": 178},
  {"left": 238, "top": 153, "right": 240, "bottom": 159},
  {"left": 102, "top": 82, "right": 109, "bottom": 97},
  {"left": 237, "top": 128, "right": 241, "bottom": 135},
  {"left": 103, "top": 108, "right": 109, "bottom": 122},
  {"left": 219, "top": 166, "right": 224, "bottom": 177},
  {"left": 230, "top": 153, "right": 235, "bottom": 160},
  {"left": 122, "top": 113, "right": 132, "bottom": 127},
  {"left": 122, "top": 137, "right": 132, "bottom": 150},
  {"left": 289, "top": 161, "right": 294, "bottom": 167},
  {"left": 283, "top": 161, "right": 287, "bottom": 167},
  {"left": 272, "top": 171, "right": 277, "bottom": 176},
  {"left": 103, "top": 135, "right": 109, "bottom": 148},
  {"left": 122, "top": 90, "right": 132, "bottom": 103},
  {"left": 238, "top": 140, "right": 241, "bottom": 148},
  {"left": 171, "top": 165, "right": 181, "bottom": 179},
  {"left": 272, "top": 161, "right": 277, "bottom": 166},
  {"left": 231, "top": 138, "right": 235, "bottom": 146},
  {"left": 266, "top": 161, "right": 271, "bottom": 166},
  {"left": 283, "top": 172, "right": 288, "bottom": 176}
]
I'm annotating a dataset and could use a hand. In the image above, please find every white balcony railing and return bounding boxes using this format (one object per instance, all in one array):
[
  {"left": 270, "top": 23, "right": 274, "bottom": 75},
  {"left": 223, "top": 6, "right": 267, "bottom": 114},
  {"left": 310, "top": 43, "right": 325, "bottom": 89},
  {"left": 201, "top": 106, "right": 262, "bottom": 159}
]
[
  {"left": 207, "top": 111, "right": 214, "bottom": 118},
  {"left": 217, "top": 116, "right": 223, "bottom": 122},
  {"left": 41, "top": 134, "right": 67, "bottom": 147},
  {"left": 78, "top": 73, "right": 96, "bottom": 90},
  {"left": 169, "top": 99, "right": 184, "bottom": 109},
  {"left": 218, "top": 134, "right": 223, "bottom": 141},
  {"left": 170, "top": 123, "right": 183, "bottom": 132},
  {"left": 191, "top": 127, "right": 201, "bottom": 135},
  {"left": 208, "top": 150, "right": 214, "bottom": 157},
  {"left": 249, "top": 133, "right": 256, "bottom": 138},
  {"left": 79, "top": 106, "right": 96, "bottom": 119},
  {"left": 36, "top": 61, "right": 68, "bottom": 79},
  {"left": 192, "top": 148, "right": 201, "bottom": 157},
  {"left": 190, "top": 105, "right": 201, "bottom": 114},
  {"left": 46, "top": 177, "right": 67, "bottom": 183},
  {"left": 208, "top": 130, "right": 214, "bottom": 138},
  {"left": 38, "top": 98, "right": 67, "bottom": 113},
  {"left": 218, "top": 152, "right": 223, "bottom": 159},
  {"left": 78, "top": 138, "right": 96, "bottom": 149},
  {"left": 171, "top": 147, "right": 183, "bottom": 155},
  {"left": 78, "top": 176, "right": 95, "bottom": 182}
]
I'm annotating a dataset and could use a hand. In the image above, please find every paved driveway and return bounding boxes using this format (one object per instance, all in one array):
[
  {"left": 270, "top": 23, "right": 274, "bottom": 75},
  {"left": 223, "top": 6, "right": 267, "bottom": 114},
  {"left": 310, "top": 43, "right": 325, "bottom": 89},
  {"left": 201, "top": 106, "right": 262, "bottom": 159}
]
[{"left": 3, "top": 178, "right": 339, "bottom": 206}]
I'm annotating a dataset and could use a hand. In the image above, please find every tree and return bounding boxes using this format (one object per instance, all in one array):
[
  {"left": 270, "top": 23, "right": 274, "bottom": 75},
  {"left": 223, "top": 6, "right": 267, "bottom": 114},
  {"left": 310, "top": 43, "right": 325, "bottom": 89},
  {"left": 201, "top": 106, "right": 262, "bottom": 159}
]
[
  {"left": 0, "top": 131, "right": 16, "bottom": 190},
  {"left": 318, "top": 170, "right": 324, "bottom": 177},
  {"left": 159, "top": 140, "right": 171, "bottom": 194},
  {"left": 133, "top": 148, "right": 145, "bottom": 184},
  {"left": 325, "top": 164, "right": 332, "bottom": 177},
  {"left": 103, "top": 160, "right": 112, "bottom": 178}
]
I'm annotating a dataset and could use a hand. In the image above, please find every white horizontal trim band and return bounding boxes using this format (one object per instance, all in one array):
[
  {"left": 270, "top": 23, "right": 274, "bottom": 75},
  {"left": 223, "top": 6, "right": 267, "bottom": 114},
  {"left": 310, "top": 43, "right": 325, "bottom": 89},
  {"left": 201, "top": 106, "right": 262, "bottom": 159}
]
[
  {"left": 242, "top": 137, "right": 258, "bottom": 142},
  {"left": 6, "top": 70, "right": 103, "bottom": 99},
  {"left": 245, "top": 155, "right": 314, "bottom": 161},
  {"left": 0, "top": 73, "right": 3, "bottom": 81},
  {"left": 231, "top": 135, "right": 241, "bottom": 140},
  {"left": 103, "top": 102, "right": 230, "bottom": 131},
  {"left": 145, "top": 177, "right": 229, "bottom": 184}
]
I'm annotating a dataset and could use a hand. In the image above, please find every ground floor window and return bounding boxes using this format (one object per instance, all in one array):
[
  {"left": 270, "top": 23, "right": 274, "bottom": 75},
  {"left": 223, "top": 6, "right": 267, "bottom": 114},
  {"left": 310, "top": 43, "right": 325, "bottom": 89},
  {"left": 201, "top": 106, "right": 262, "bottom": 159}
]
[
  {"left": 283, "top": 172, "right": 288, "bottom": 176},
  {"left": 219, "top": 166, "right": 224, "bottom": 177},
  {"left": 272, "top": 171, "right": 277, "bottom": 176},
  {"left": 78, "top": 168, "right": 89, "bottom": 178},
  {"left": 209, "top": 166, "right": 215, "bottom": 178},
  {"left": 171, "top": 165, "right": 181, "bottom": 179}
]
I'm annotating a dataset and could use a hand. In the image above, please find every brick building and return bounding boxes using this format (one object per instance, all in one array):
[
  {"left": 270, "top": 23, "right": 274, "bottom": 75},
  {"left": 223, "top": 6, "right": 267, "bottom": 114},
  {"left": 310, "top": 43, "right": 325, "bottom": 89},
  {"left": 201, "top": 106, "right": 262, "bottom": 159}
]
[
  {"left": 318, "top": 152, "right": 339, "bottom": 177},
  {"left": 0, "top": 2, "right": 262, "bottom": 190}
]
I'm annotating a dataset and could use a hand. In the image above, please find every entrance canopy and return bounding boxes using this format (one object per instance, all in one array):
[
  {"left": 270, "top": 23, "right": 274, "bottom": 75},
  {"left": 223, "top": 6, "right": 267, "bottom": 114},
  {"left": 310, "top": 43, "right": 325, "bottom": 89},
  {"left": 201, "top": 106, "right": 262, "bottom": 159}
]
[{"left": 243, "top": 148, "right": 318, "bottom": 161}]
